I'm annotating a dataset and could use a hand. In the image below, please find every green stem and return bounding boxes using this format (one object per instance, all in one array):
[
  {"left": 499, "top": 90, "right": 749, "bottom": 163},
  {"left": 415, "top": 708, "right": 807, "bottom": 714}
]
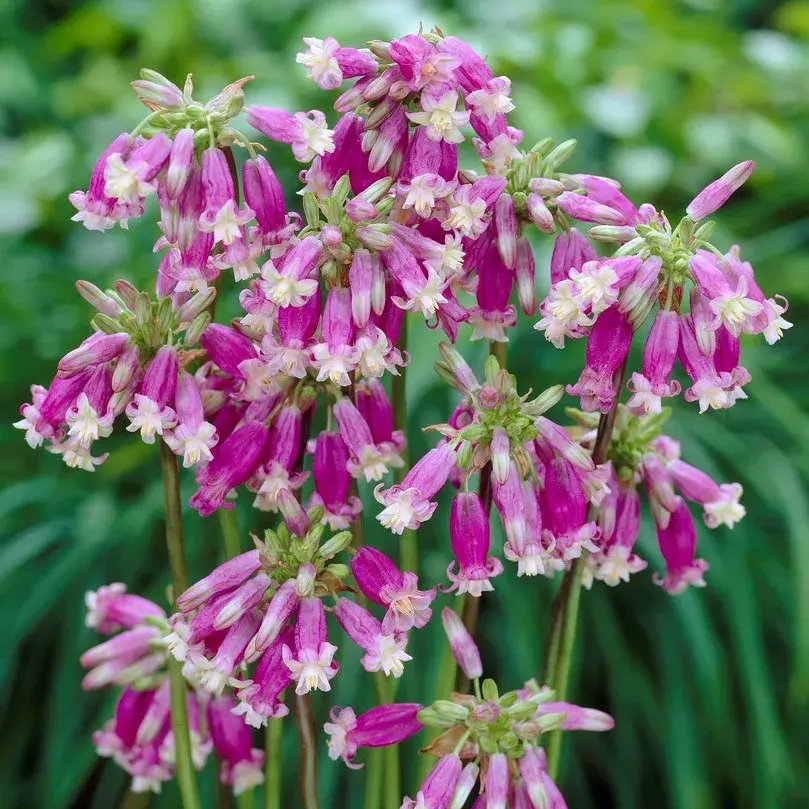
[
  {"left": 264, "top": 713, "right": 284, "bottom": 809},
  {"left": 219, "top": 507, "right": 243, "bottom": 558},
  {"left": 293, "top": 694, "right": 320, "bottom": 809},
  {"left": 393, "top": 314, "right": 418, "bottom": 576},
  {"left": 543, "top": 361, "right": 627, "bottom": 780},
  {"left": 158, "top": 440, "right": 200, "bottom": 809},
  {"left": 363, "top": 748, "right": 384, "bottom": 809}
]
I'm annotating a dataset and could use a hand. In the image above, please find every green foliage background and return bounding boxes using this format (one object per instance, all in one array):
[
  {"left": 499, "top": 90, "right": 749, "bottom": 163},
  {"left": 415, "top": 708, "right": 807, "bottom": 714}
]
[{"left": 1, "top": 0, "right": 808, "bottom": 807}]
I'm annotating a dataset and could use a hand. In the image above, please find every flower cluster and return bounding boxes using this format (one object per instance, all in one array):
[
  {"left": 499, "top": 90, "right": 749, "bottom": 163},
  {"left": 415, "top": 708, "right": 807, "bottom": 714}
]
[
  {"left": 326, "top": 609, "right": 613, "bottom": 807},
  {"left": 536, "top": 163, "right": 790, "bottom": 415},
  {"left": 81, "top": 585, "right": 264, "bottom": 794},
  {"left": 567, "top": 406, "right": 745, "bottom": 593},
  {"left": 166, "top": 512, "right": 434, "bottom": 726}
]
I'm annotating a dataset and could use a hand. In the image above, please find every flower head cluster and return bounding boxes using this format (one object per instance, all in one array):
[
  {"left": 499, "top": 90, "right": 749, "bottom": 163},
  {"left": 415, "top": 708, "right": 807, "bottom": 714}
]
[
  {"left": 326, "top": 609, "right": 613, "bottom": 807},
  {"left": 535, "top": 162, "right": 790, "bottom": 414},
  {"left": 166, "top": 510, "right": 434, "bottom": 726},
  {"left": 15, "top": 282, "right": 216, "bottom": 470},
  {"left": 568, "top": 406, "right": 745, "bottom": 593},
  {"left": 81, "top": 585, "right": 263, "bottom": 794}
]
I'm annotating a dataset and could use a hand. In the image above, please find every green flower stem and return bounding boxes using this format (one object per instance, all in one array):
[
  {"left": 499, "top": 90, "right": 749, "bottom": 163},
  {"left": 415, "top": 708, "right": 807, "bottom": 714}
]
[
  {"left": 293, "top": 693, "right": 320, "bottom": 809},
  {"left": 219, "top": 506, "right": 243, "bottom": 558},
  {"left": 264, "top": 713, "right": 284, "bottom": 809},
  {"left": 544, "top": 361, "right": 627, "bottom": 780},
  {"left": 158, "top": 439, "right": 200, "bottom": 809},
  {"left": 364, "top": 749, "right": 384, "bottom": 809},
  {"left": 393, "top": 314, "right": 418, "bottom": 576}
]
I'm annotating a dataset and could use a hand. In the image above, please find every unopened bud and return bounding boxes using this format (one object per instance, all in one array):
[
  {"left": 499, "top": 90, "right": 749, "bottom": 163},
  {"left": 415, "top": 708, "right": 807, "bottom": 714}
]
[
  {"left": 75, "top": 281, "right": 123, "bottom": 318},
  {"left": 544, "top": 138, "right": 577, "bottom": 169},
  {"left": 184, "top": 312, "right": 211, "bottom": 346},
  {"left": 432, "top": 700, "right": 470, "bottom": 723},
  {"left": 318, "top": 530, "right": 353, "bottom": 561},
  {"left": 523, "top": 384, "right": 564, "bottom": 417},
  {"left": 358, "top": 177, "right": 394, "bottom": 204}
]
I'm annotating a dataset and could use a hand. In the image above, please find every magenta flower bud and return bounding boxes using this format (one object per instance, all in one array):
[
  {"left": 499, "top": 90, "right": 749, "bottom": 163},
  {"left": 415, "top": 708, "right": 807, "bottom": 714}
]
[
  {"left": 208, "top": 695, "right": 265, "bottom": 795},
  {"left": 541, "top": 457, "right": 599, "bottom": 559},
  {"left": 494, "top": 193, "right": 518, "bottom": 269},
  {"left": 549, "top": 228, "right": 597, "bottom": 286},
  {"left": 325, "top": 703, "right": 423, "bottom": 769},
  {"left": 526, "top": 193, "right": 555, "bottom": 233},
  {"left": 234, "top": 629, "right": 293, "bottom": 727},
  {"left": 447, "top": 491, "right": 503, "bottom": 596},
  {"left": 199, "top": 610, "right": 262, "bottom": 695},
  {"left": 242, "top": 155, "right": 287, "bottom": 235},
  {"left": 513, "top": 238, "right": 537, "bottom": 315},
  {"left": 85, "top": 583, "right": 165, "bottom": 633},
  {"left": 282, "top": 597, "right": 339, "bottom": 695},
  {"left": 441, "top": 606, "right": 482, "bottom": 679},
  {"left": 403, "top": 753, "right": 464, "bottom": 809},
  {"left": 627, "top": 309, "right": 682, "bottom": 415},
  {"left": 58, "top": 332, "right": 130, "bottom": 378},
  {"left": 190, "top": 421, "right": 270, "bottom": 517},
  {"left": 165, "top": 128, "right": 195, "bottom": 199},
  {"left": 485, "top": 753, "right": 509, "bottom": 809},
  {"left": 556, "top": 191, "right": 627, "bottom": 225},
  {"left": 576, "top": 174, "right": 639, "bottom": 226},
  {"left": 686, "top": 160, "right": 755, "bottom": 221},
  {"left": 490, "top": 427, "right": 511, "bottom": 486},
  {"left": 242, "top": 578, "right": 300, "bottom": 663},
  {"left": 374, "top": 442, "right": 457, "bottom": 534},
  {"left": 333, "top": 598, "right": 412, "bottom": 677},
  {"left": 355, "top": 379, "right": 402, "bottom": 448},
  {"left": 212, "top": 572, "right": 271, "bottom": 631},
  {"left": 666, "top": 459, "right": 745, "bottom": 529},
  {"left": 536, "top": 701, "right": 614, "bottom": 731},
  {"left": 654, "top": 497, "right": 708, "bottom": 594},
  {"left": 438, "top": 36, "right": 493, "bottom": 93},
  {"left": 111, "top": 345, "right": 140, "bottom": 393},
  {"left": 177, "top": 550, "right": 262, "bottom": 612},
  {"left": 518, "top": 747, "right": 564, "bottom": 809},
  {"left": 367, "top": 105, "right": 408, "bottom": 172},
  {"left": 311, "top": 287, "right": 359, "bottom": 387},
  {"left": 201, "top": 324, "right": 258, "bottom": 380},
  {"left": 309, "top": 431, "right": 361, "bottom": 529},
  {"left": 616, "top": 255, "right": 662, "bottom": 322},
  {"left": 566, "top": 306, "right": 633, "bottom": 413},
  {"left": 80, "top": 626, "right": 164, "bottom": 689},
  {"left": 275, "top": 488, "right": 310, "bottom": 536}
]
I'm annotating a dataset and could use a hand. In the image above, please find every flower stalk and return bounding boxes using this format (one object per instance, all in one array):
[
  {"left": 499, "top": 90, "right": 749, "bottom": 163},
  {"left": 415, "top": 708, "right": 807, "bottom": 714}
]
[
  {"left": 543, "top": 360, "right": 628, "bottom": 779},
  {"left": 158, "top": 439, "right": 201, "bottom": 809},
  {"left": 264, "top": 713, "right": 284, "bottom": 809},
  {"left": 293, "top": 693, "right": 320, "bottom": 809}
]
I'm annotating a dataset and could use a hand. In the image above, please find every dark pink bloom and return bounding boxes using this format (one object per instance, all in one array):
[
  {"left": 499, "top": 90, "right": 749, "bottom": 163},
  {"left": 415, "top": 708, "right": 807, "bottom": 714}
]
[
  {"left": 446, "top": 491, "right": 503, "bottom": 596},
  {"left": 653, "top": 497, "right": 708, "bottom": 594},
  {"left": 208, "top": 695, "right": 265, "bottom": 795}
]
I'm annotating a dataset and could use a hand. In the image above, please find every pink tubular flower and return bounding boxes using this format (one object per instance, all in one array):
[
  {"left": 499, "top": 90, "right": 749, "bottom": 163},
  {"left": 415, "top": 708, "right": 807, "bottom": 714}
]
[
  {"left": 189, "top": 421, "right": 270, "bottom": 517},
  {"left": 247, "top": 106, "right": 335, "bottom": 163},
  {"left": 251, "top": 405, "right": 307, "bottom": 512},
  {"left": 627, "top": 309, "right": 682, "bottom": 415},
  {"left": 518, "top": 747, "right": 565, "bottom": 809},
  {"left": 586, "top": 482, "right": 647, "bottom": 588},
  {"left": 334, "top": 397, "right": 400, "bottom": 483},
  {"left": 196, "top": 609, "right": 262, "bottom": 695},
  {"left": 485, "top": 753, "right": 509, "bottom": 809},
  {"left": 333, "top": 598, "right": 412, "bottom": 677},
  {"left": 177, "top": 550, "right": 262, "bottom": 612},
  {"left": 198, "top": 148, "right": 255, "bottom": 246},
  {"left": 80, "top": 625, "right": 165, "bottom": 690},
  {"left": 104, "top": 133, "right": 171, "bottom": 207},
  {"left": 407, "top": 91, "right": 470, "bottom": 144},
  {"left": 233, "top": 629, "right": 293, "bottom": 727},
  {"left": 355, "top": 379, "right": 406, "bottom": 454},
  {"left": 446, "top": 491, "right": 504, "bottom": 596},
  {"left": 374, "top": 442, "right": 457, "bottom": 534},
  {"left": 165, "top": 372, "right": 218, "bottom": 467},
  {"left": 282, "top": 597, "right": 339, "bottom": 695},
  {"left": 402, "top": 753, "right": 463, "bottom": 809},
  {"left": 58, "top": 332, "right": 130, "bottom": 377},
  {"left": 125, "top": 345, "right": 179, "bottom": 443},
  {"left": 441, "top": 606, "right": 483, "bottom": 679},
  {"left": 242, "top": 155, "right": 297, "bottom": 247},
  {"left": 350, "top": 547, "right": 436, "bottom": 632},
  {"left": 311, "top": 287, "right": 360, "bottom": 386},
  {"left": 309, "top": 430, "right": 362, "bottom": 529},
  {"left": 686, "top": 160, "right": 755, "bottom": 221},
  {"left": 556, "top": 191, "right": 628, "bottom": 226},
  {"left": 324, "top": 703, "right": 423, "bottom": 769},
  {"left": 678, "top": 312, "right": 729, "bottom": 413},
  {"left": 566, "top": 306, "right": 633, "bottom": 413},
  {"left": 535, "top": 700, "right": 614, "bottom": 732},
  {"left": 295, "top": 37, "right": 377, "bottom": 90},
  {"left": 85, "top": 583, "right": 166, "bottom": 633},
  {"left": 208, "top": 695, "right": 265, "bottom": 795},
  {"left": 653, "top": 497, "right": 709, "bottom": 594},
  {"left": 260, "top": 235, "right": 322, "bottom": 308},
  {"left": 70, "top": 133, "right": 138, "bottom": 230},
  {"left": 666, "top": 459, "right": 745, "bottom": 529}
]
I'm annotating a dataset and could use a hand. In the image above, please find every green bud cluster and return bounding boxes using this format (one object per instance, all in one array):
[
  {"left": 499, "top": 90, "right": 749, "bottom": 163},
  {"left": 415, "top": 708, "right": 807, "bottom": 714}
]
[
  {"left": 417, "top": 678, "right": 562, "bottom": 759},
  {"left": 256, "top": 505, "right": 354, "bottom": 598},
  {"left": 130, "top": 69, "right": 255, "bottom": 152},
  {"left": 567, "top": 404, "right": 671, "bottom": 483},
  {"left": 86, "top": 279, "right": 210, "bottom": 358}
]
